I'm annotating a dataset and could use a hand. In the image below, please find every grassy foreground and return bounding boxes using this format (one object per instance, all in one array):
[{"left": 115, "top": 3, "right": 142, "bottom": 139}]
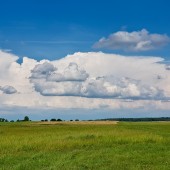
[{"left": 0, "top": 121, "right": 170, "bottom": 170}]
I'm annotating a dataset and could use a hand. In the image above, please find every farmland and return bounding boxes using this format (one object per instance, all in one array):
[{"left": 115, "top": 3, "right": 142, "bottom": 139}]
[{"left": 0, "top": 121, "right": 170, "bottom": 170}]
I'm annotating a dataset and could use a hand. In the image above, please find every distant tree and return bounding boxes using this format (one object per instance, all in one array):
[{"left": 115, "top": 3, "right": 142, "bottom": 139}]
[
  {"left": 70, "top": 120, "right": 73, "bottom": 121},
  {"left": 50, "top": 118, "right": 56, "bottom": 121},
  {"left": 24, "top": 116, "right": 29, "bottom": 121},
  {"left": 45, "top": 119, "right": 48, "bottom": 122},
  {"left": 16, "top": 119, "right": 20, "bottom": 122},
  {"left": 10, "top": 120, "right": 14, "bottom": 122},
  {"left": 57, "top": 118, "right": 62, "bottom": 121},
  {"left": 0, "top": 118, "right": 5, "bottom": 122},
  {"left": 41, "top": 120, "right": 45, "bottom": 122},
  {"left": 75, "top": 119, "right": 79, "bottom": 121},
  {"left": 0, "top": 118, "right": 9, "bottom": 122}
]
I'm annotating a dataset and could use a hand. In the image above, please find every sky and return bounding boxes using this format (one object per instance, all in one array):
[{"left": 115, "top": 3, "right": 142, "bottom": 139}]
[{"left": 0, "top": 0, "right": 170, "bottom": 120}]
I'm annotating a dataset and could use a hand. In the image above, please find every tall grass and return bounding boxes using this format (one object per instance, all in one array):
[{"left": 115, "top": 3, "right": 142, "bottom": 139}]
[{"left": 0, "top": 121, "right": 169, "bottom": 170}]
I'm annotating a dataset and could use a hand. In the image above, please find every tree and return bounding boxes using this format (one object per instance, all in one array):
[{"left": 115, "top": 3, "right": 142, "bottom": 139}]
[
  {"left": 0, "top": 118, "right": 5, "bottom": 122},
  {"left": 57, "top": 118, "right": 62, "bottom": 121},
  {"left": 24, "top": 116, "right": 29, "bottom": 121},
  {"left": 50, "top": 118, "right": 56, "bottom": 121}
]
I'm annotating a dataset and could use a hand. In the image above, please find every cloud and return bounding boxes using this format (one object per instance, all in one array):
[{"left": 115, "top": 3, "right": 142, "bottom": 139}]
[
  {"left": 80, "top": 76, "right": 164, "bottom": 100},
  {"left": 31, "top": 75, "right": 164, "bottom": 100},
  {"left": 93, "top": 29, "right": 170, "bottom": 51},
  {"left": 29, "top": 53, "right": 167, "bottom": 100},
  {"left": 30, "top": 62, "right": 89, "bottom": 96},
  {"left": 0, "top": 85, "right": 17, "bottom": 94},
  {"left": 31, "top": 62, "right": 88, "bottom": 82},
  {"left": 0, "top": 50, "right": 19, "bottom": 79},
  {"left": 32, "top": 81, "right": 82, "bottom": 96},
  {"left": 30, "top": 62, "right": 57, "bottom": 79},
  {"left": 1, "top": 50, "right": 170, "bottom": 113},
  {"left": 47, "top": 62, "right": 89, "bottom": 82},
  {"left": 165, "top": 65, "right": 170, "bottom": 70}
]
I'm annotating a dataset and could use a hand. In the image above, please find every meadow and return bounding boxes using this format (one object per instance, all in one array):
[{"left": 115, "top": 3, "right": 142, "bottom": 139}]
[{"left": 0, "top": 121, "right": 169, "bottom": 170}]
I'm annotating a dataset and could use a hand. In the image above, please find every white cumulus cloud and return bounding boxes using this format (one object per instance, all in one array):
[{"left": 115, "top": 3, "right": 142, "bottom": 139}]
[
  {"left": 31, "top": 62, "right": 89, "bottom": 82},
  {"left": 0, "top": 50, "right": 170, "bottom": 113},
  {"left": 93, "top": 29, "right": 170, "bottom": 51}
]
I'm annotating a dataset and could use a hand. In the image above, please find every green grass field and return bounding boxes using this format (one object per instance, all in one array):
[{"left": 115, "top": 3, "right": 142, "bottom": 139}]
[{"left": 0, "top": 121, "right": 170, "bottom": 170}]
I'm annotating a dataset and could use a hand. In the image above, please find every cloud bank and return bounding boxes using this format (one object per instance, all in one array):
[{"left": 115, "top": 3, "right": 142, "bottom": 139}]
[
  {"left": 93, "top": 29, "right": 170, "bottom": 51},
  {"left": 31, "top": 70, "right": 164, "bottom": 100},
  {"left": 0, "top": 50, "right": 170, "bottom": 113}
]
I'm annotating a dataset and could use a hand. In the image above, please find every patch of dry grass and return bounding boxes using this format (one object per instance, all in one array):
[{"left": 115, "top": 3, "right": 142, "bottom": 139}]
[{"left": 36, "top": 120, "right": 118, "bottom": 125}]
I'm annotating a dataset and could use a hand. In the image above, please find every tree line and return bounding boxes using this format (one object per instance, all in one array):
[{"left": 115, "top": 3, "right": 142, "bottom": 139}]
[
  {"left": 0, "top": 116, "right": 30, "bottom": 122},
  {"left": 1, "top": 116, "right": 170, "bottom": 122},
  {"left": 0, "top": 116, "right": 79, "bottom": 122},
  {"left": 96, "top": 117, "right": 170, "bottom": 122}
]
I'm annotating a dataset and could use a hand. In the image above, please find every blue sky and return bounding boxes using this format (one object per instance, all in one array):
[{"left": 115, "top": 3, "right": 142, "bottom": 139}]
[
  {"left": 0, "top": 0, "right": 170, "bottom": 60},
  {"left": 1, "top": 0, "right": 170, "bottom": 120}
]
